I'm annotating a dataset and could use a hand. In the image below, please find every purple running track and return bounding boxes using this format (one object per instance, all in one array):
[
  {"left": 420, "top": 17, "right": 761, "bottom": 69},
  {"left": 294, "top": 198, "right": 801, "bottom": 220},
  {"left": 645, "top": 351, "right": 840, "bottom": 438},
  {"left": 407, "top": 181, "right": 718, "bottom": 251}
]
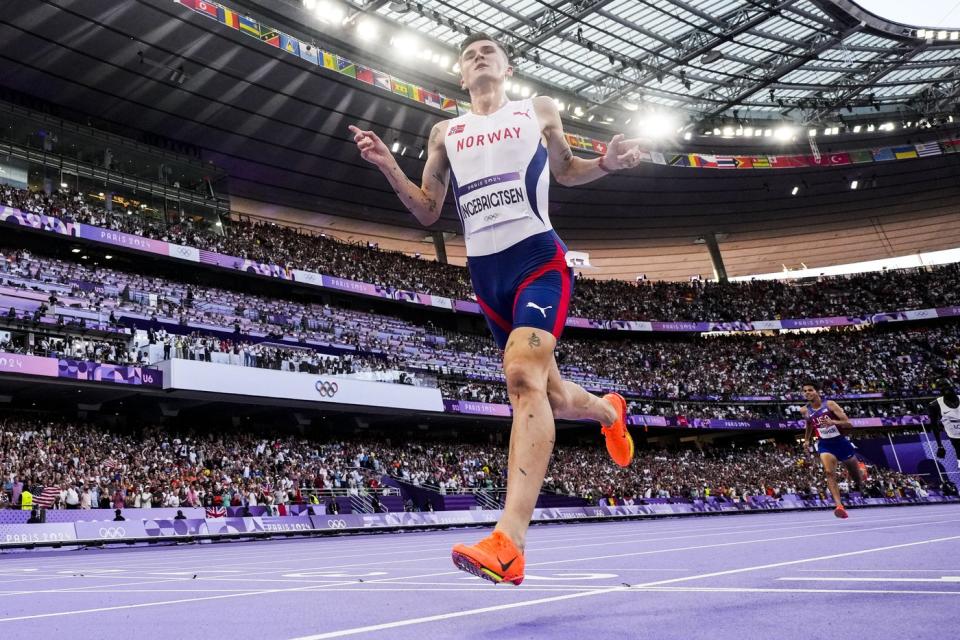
[{"left": 0, "top": 505, "right": 958, "bottom": 640}]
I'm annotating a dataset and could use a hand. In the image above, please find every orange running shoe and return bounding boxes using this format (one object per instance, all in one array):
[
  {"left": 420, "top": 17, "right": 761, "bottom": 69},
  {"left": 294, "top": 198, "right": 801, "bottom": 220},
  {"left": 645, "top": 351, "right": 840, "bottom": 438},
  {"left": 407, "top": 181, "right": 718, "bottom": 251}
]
[
  {"left": 451, "top": 530, "right": 525, "bottom": 585},
  {"left": 834, "top": 505, "right": 849, "bottom": 519},
  {"left": 601, "top": 392, "right": 634, "bottom": 467}
]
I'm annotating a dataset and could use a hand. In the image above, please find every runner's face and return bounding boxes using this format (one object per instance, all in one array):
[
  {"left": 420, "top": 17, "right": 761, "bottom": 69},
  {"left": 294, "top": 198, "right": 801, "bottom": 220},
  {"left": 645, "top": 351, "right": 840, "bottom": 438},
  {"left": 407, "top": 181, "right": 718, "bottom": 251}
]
[
  {"left": 459, "top": 41, "right": 511, "bottom": 90},
  {"left": 802, "top": 385, "right": 818, "bottom": 402}
]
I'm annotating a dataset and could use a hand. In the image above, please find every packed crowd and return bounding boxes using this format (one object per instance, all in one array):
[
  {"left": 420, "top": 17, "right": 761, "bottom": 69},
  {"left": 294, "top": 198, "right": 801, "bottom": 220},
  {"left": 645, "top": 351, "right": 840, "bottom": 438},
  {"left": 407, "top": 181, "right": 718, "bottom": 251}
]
[
  {"left": 6, "top": 185, "right": 960, "bottom": 321},
  {"left": 0, "top": 416, "right": 935, "bottom": 512},
  {"left": 2, "top": 247, "right": 957, "bottom": 405}
]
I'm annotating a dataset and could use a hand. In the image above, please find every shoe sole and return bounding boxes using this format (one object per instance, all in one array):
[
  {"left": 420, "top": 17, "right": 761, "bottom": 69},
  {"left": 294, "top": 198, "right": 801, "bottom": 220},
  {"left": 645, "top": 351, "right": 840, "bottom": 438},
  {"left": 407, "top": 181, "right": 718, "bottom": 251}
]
[
  {"left": 451, "top": 550, "right": 523, "bottom": 585},
  {"left": 834, "top": 509, "right": 848, "bottom": 519},
  {"left": 604, "top": 393, "right": 634, "bottom": 467}
]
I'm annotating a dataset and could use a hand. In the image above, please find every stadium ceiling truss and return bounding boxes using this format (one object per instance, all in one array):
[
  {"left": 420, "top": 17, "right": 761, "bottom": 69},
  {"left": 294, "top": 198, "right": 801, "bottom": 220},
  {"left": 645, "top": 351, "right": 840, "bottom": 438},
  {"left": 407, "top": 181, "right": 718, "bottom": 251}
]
[{"left": 344, "top": 0, "right": 960, "bottom": 126}]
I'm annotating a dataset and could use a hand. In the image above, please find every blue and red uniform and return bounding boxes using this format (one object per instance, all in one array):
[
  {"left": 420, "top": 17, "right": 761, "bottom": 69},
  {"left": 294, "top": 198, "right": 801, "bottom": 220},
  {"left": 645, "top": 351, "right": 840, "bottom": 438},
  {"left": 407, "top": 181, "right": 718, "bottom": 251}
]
[
  {"left": 807, "top": 402, "right": 856, "bottom": 461},
  {"left": 444, "top": 98, "right": 573, "bottom": 349}
]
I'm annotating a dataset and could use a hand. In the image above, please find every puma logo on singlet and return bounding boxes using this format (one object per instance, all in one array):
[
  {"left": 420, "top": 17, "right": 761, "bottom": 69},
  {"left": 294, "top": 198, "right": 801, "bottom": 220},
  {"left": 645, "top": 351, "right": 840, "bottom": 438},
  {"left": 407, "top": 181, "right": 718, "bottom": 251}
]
[
  {"left": 513, "top": 109, "right": 532, "bottom": 120},
  {"left": 526, "top": 302, "right": 553, "bottom": 318}
]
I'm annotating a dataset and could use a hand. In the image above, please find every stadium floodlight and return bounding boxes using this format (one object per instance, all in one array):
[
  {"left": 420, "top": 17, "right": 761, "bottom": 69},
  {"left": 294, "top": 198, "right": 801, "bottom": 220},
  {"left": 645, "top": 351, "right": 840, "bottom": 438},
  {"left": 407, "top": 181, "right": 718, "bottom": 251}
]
[
  {"left": 391, "top": 34, "right": 418, "bottom": 54},
  {"left": 774, "top": 126, "right": 795, "bottom": 140},
  {"left": 573, "top": 106, "right": 584, "bottom": 117},
  {"left": 71, "top": 248, "right": 81, "bottom": 253},
  {"left": 850, "top": 180, "right": 859, "bottom": 190},
  {"left": 853, "top": 125, "right": 862, "bottom": 133},
  {"left": 713, "top": 127, "right": 721, "bottom": 135},
  {"left": 105, "top": 255, "right": 113, "bottom": 260},
  {"left": 939, "top": 31, "right": 949, "bottom": 40},
  {"left": 917, "top": 29, "right": 927, "bottom": 38},
  {"left": 744, "top": 127, "right": 754, "bottom": 137},
  {"left": 587, "top": 114, "right": 595, "bottom": 122},
  {"left": 60, "top": 181, "right": 68, "bottom": 188},
  {"left": 637, "top": 111, "right": 680, "bottom": 139},
  {"left": 722, "top": 126, "right": 734, "bottom": 137},
  {"left": 554, "top": 99, "right": 565, "bottom": 111},
  {"left": 391, "top": 139, "right": 400, "bottom": 153},
  {"left": 356, "top": 18, "right": 378, "bottom": 40},
  {"left": 520, "top": 86, "right": 531, "bottom": 98},
  {"left": 791, "top": 185, "right": 800, "bottom": 196},
  {"left": 952, "top": 32, "right": 959, "bottom": 41},
  {"left": 439, "top": 55, "right": 450, "bottom": 69},
  {"left": 867, "top": 124, "right": 875, "bottom": 132},
  {"left": 763, "top": 129, "right": 773, "bottom": 137},
  {"left": 809, "top": 129, "right": 817, "bottom": 137},
  {"left": 316, "top": 1, "right": 345, "bottom": 24},
  {"left": 683, "top": 132, "right": 692, "bottom": 140}
]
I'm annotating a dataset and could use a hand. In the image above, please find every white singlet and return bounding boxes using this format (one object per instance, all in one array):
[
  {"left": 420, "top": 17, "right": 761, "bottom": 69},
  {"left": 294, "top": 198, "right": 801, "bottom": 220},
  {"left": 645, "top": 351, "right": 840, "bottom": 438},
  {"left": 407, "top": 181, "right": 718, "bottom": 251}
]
[
  {"left": 937, "top": 397, "right": 960, "bottom": 439},
  {"left": 443, "top": 98, "right": 552, "bottom": 257}
]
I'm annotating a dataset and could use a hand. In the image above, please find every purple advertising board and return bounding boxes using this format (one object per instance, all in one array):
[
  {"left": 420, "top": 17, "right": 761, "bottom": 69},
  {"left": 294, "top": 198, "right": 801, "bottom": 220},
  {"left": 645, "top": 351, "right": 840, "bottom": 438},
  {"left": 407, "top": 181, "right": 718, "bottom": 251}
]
[
  {"left": 0, "top": 353, "right": 163, "bottom": 387},
  {"left": 0, "top": 522, "right": 77, "bottom": 546}
]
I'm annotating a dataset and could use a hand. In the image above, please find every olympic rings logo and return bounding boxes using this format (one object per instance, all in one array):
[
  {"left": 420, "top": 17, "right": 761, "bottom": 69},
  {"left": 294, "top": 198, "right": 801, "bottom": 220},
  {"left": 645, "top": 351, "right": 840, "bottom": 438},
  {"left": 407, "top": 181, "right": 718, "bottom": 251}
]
[
  {"left": 326, "top": 519, "right": 347, "bottom": 529},
  {"left": 98, "top": 527, "right": 126, "bottom": 539},
  {"left": 315, "top": 380, "right": 340, "bottom": 398}
]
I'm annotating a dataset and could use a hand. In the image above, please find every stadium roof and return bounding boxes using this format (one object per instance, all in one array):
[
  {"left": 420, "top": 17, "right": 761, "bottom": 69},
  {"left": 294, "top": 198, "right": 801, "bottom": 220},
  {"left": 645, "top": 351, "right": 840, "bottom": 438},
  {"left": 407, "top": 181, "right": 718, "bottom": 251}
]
[{"left": 357, "top": 0, "right": 960, "bottom": 125}]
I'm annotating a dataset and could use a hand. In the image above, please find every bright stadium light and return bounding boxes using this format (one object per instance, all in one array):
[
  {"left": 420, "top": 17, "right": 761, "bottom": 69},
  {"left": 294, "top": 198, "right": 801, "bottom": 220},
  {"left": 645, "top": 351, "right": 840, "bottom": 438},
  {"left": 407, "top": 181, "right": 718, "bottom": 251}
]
[
  {"left": 722, "top": 126, "right": 734, "bottom": 137},
  {"left": 356, "top": 18, "right": 378, "bottom": 40},
  {"left": 850, "top": 179, "right": 859, "bottom": 190},
  {"left": 853, "top": 125, "right": 862, "bottom": 133},
  {"left": 809, "top": 129, "right": 817, "bottom": 137},
  {"left": 391, "top": 139, "right": 400, "bottom": 153},
  {"left": 520, "top": 85, "right": 531, "bottom": 97},
  {"left": 774, "top": 126, "right": 795, "bottom": 140},
  {"left": 637, "top": 111, "right": 680, "bottom": 139},
  {"left": 791, "top": 185, "right": 800, "bottom": 196},
  {"left": 316, "top": 1, "right": 345, "bottom": 24},
  {"left": 917, "top": 29, "right": 927, "bottom": 38},
  {"left": 743, "top": 127, "right": 754, "bottom": 137},
  {"left": 573, "top": 106, "right": 584, "bottom": 117},
  {"left": 391, "top": 34, "right": 418, "bottom": 54}
]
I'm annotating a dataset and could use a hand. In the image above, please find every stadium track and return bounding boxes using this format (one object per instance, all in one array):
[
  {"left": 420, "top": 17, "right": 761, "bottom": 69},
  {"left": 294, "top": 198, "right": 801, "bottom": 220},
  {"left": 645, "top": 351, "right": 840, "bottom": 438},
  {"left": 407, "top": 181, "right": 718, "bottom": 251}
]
[{"left": 0, "top": 504, "right": 958, "bottom": 639}]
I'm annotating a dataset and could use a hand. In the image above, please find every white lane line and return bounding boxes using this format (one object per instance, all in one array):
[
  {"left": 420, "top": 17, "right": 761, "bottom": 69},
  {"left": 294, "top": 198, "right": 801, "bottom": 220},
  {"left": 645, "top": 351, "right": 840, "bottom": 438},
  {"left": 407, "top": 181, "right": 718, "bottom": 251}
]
[
  {"left": 528, "top": 517, "right": 960, "bottom": 568},
  {"left": 286, "top": 533, "right": 960, "bottom": 640},
  {"left": 633, "top": 586, "right": 960, "bottom": 596},
  {"left": 779, "top": 577, "right": 960, "bottom": 583},
  {"left": 796, "top": 569, "right": 960, "bottom": 572}
]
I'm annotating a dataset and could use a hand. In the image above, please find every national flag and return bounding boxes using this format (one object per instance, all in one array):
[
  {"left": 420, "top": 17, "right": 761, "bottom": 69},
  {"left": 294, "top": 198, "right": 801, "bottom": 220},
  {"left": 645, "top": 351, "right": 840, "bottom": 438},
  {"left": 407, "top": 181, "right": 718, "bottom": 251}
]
[
  {"left": 103, "top": 457, "right": 119, "bottom": 469},
  {"left": 593, "top": 140, "right": 609, "bottom": 155},
  {"left": 238, "top": 15, "right": 260, "bottom": 37},
  {"left": 411, "top": 85, "right": 424, "bottom": 103},
  {"left": 650, "top": 151, "right": 666, "bottom": 165},
  {"left": 260, "top": 29, "right": 281, "bottom": 48},
  {"left": 217, "top": 6, "right": 239, "bottom": 28},
  {"left": 872, "top": 147, "right": 895, "bottom": 161},
  {"left": 299, "top": 43, "right": 319, "bottom": 65},
  {"left": 280, "top": 34, "right": 300, "bottom": 56},
  {"left": 336, "top": 55, "right": 356, "bottom": 78},
  {"left": 34, "top": 487, "right": 61, "bottom": 508},
  {"left": 849, "top": 150, "right": 873, "bottom": 163},
  {"left": 636, "top": 150, "right": 653, "bottom": 163},
  {"left": 391, "top": 78, "right": 411, "bottom": 97},
  {"left": 440, "top": 98, "right": 458, "bottom": 114},
  {"left": 422, "top": 90, "right": 441, "bottom": 109},
  {"left": 457, "top": 100, "right": 471, "bottom": 115},
  {"left": 943, "top": 139, "right": 960, "bottom": 154},
  {"left": 687, "top": 154, "right": 701, "bottom": 168},
  {"left": 750, "top": 156, "right": 771, "bottom": 169},
  {"left": 356, "top": 66, "right": 374, "bottom": 85},
  {"left": 892, "top": 145, "right": 918, "bottom": 160},
  {"left": 373, "top": 71, "right": 392, "bottom": 91},
  {"left": 321, "top": 51, "right": 337, "bottom": 70},
  {"left": 205, "top": 506, "right": 226, "bottom": 518},
  {"left": 716, "top": 156, "right": 737, "bottom": 169},
  {"left": 180, "top": 0, "right": 219, "bottom": 19},
  {"left": 915, "top": 141, "right": 942, "bottom": 157},
  {"left": 769, "top": 155, "right": 808, "bottom": 168},
  {"left": 447, "top": 123, "right": 465, "bottom": 136},
  {"left": 698, "top": 154, "right": 718, "bottom": 168},
  {"left": 809, "top": 153, "right": 851, "bottom": 166},
  {"left": 669, "top": 154, "right": 690, "bottom": 167},
  {"left": 734, "top": 156, "right": 753, "bottom": 169}
]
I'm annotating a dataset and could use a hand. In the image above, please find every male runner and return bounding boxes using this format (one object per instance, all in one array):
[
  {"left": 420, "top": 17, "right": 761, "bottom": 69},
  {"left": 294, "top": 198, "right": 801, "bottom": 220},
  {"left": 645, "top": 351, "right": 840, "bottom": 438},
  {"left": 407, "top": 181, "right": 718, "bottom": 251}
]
[
  {"left": 800, "top": 380, "right": 865, "bottom": 518},
  {"left": 350, "top": 32, "right": 641, "bottom": 585},
  {"left": 929, "top": 378, "right": 960, "bottom": 469}
]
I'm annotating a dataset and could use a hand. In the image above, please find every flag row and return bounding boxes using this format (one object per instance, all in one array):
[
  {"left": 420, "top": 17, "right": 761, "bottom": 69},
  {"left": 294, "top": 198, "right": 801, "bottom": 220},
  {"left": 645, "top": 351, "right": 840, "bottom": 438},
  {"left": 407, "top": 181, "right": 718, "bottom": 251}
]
[{"left": 176, "top": 2, "right": 960, "bottom": 169}]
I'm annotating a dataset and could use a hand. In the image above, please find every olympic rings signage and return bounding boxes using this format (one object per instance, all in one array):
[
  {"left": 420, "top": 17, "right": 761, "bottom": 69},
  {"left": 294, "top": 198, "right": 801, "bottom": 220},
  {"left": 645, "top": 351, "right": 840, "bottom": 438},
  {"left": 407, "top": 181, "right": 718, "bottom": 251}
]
[
  {"left": 326, "top": 519, "right": 347, "bottom": 529},
  {"left": 98, "top": 527, "right": 127, "bottom": 539},
  {"left": 315, "top": 380, "right": 340, "bottom": 398}
]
